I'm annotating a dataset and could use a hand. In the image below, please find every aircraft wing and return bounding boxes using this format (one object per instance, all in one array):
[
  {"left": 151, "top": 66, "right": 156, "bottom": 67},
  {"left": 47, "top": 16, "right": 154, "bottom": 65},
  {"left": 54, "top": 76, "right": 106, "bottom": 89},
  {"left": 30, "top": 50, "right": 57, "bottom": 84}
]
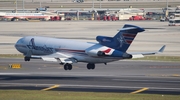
[
  {"left": 31, "top": 52, "right": 77, "bottom": 64},
  {"left": 128, "top": 45, "right": 166, "bottom": 58}
]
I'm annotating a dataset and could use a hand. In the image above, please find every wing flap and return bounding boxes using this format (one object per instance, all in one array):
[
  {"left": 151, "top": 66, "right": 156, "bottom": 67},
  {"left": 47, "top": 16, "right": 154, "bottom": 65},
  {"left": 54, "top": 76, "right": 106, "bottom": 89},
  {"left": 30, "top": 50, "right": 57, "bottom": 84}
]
[
  {"left": 59, "top": 58, "right": 77, "bottom": 64},
  {"left": 30, "top": 52, "right": 77, "bottom": 64},
  {"left": 42, "top": 57, "right": 58, "bottom": 62}
]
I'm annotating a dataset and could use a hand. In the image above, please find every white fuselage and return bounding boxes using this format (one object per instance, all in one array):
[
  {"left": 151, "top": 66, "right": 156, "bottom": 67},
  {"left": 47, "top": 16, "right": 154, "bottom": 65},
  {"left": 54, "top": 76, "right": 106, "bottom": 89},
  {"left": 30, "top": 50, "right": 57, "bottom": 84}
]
[
  {"left": 15, "top": 36, "right": 120, "bottom": 63},
  {"left": 0, "top": 12, "right": 48, "bottom": 19}
]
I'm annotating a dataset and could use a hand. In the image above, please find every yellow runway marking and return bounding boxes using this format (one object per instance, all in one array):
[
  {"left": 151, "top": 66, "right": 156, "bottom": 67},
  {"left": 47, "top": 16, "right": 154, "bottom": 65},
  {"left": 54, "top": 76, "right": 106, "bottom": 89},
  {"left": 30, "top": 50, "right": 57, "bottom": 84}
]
[
  {"left": 148, "top": 74, "right": 180, "bottom": 77},
  {"left": 130, "top": 88, "right": 149, "bottom": 94},
  {"left": 41, "top": 85, "right": 60, "bottom": 91},
  {"left": 172, "top": 74, "right": 180, "bottom": 77}
]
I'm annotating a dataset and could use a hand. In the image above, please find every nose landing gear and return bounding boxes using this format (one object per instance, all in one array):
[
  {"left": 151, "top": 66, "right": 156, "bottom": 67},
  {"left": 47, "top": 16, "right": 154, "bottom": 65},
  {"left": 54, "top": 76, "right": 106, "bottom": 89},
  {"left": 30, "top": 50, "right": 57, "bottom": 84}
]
[{"left": 24, "top": 57, "right": 30, "bottom": 61}]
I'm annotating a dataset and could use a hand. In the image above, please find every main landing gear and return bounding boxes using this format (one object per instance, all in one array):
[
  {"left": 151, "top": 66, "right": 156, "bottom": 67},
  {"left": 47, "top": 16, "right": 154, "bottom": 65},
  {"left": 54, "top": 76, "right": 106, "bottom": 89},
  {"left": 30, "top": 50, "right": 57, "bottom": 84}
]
[
  {"left": 64, "top": 63, "right": 72, "bottom": 70},
  {"left": 87, "top": 63, "right": 95, "bottom": 70},
  {"left": 24, "top": 57, "right": 30, "bottom": 61},
  {"left": 62, "top": 63, "right": 95, "bottom": 70}
]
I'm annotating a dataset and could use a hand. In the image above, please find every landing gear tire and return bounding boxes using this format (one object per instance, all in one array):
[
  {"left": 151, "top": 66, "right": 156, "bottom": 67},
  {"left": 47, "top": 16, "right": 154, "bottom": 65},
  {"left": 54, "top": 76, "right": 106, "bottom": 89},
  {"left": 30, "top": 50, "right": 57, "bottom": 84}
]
[
  {"left": 24, "top": 57, "right": 30, "bottom": 61},
  {"left": 87, "top": 63, "right": 95, "bottom": 70},
  {"left": 64, "top": 64, "right": 72, "bottom": 70},
  {"left": 68, "top": 64, "right": 72, "bottom": 70}
]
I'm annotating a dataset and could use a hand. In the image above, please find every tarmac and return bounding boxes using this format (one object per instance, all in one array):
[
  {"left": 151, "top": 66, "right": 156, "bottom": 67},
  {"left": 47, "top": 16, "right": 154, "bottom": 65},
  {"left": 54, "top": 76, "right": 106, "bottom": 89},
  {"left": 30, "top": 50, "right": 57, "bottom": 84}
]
[
  {"left": 0, "top": 21, "right": 180, "bottom": 56},
  {"left": 0, "top": 58, "right": 180, "bottom": 94}
]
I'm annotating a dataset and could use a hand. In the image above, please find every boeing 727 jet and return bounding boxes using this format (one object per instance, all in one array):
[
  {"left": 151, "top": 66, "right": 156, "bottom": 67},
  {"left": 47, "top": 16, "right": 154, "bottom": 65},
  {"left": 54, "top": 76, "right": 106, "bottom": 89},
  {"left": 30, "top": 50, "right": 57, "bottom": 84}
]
[{"left": 15, "top": 24, "right": 165, "bottom": 70}]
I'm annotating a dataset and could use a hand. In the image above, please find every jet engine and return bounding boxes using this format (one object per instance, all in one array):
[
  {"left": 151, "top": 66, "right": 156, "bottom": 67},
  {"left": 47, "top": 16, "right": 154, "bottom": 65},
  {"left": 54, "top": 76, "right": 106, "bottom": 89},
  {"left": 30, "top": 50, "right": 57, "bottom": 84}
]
[
  {"left": 85, "top": 49, "right": 106, "bottom": 57},
  {"left": 122, "top": 53, "right": 132, "bottom": 59},
  {"left": 110, "top": 50, "right": 132, "bottom": 59},
  {"left": 96, "top": 36, "right": 113, "bottom": 44}
]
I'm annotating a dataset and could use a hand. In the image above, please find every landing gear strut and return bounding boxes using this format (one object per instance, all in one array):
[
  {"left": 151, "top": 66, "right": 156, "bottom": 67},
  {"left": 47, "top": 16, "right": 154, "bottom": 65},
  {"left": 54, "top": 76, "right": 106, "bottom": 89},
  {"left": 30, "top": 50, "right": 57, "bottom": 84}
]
[
  {"left": 87, "top": 63, "right": 95, "bottom": 70},
  {"left": 24, "top": 57, "right": 30, "bottom": 61},
  {"left": 64, "top": 63, "right": 72, "bottom": 70}
]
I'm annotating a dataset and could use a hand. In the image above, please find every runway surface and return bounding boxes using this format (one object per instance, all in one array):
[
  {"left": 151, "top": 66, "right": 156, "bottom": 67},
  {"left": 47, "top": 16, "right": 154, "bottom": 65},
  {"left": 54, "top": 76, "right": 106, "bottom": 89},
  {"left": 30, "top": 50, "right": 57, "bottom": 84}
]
[
  {"left": 0, "top": 21, "right": 180, "bottom": 56},
  {"left": 0, "top": 58, "right": 180, "bottom": 94}
]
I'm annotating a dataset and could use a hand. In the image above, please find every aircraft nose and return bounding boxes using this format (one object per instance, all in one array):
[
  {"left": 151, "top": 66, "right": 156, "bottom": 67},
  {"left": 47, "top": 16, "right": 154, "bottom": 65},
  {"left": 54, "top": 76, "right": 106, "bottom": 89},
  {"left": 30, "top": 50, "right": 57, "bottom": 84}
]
[
  {"left": 15, "top": 38, "right": 22, "bottom": 45},
  {"left": 15, "top": 38, "right": 24, "bottom": 51}
]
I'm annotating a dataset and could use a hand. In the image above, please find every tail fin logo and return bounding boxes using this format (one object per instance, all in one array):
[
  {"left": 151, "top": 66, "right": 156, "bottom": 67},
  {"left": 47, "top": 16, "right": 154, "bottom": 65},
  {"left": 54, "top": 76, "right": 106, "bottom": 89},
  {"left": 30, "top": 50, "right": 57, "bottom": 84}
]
[
  {"left": 117, "top": 35, "right": 125, "bottom": 48},
  {"left": 112, "top": 24, "right": 144, "bottom": 52},
  {"left": 117, "top": 33, "right": 136, "bottom": 48}
]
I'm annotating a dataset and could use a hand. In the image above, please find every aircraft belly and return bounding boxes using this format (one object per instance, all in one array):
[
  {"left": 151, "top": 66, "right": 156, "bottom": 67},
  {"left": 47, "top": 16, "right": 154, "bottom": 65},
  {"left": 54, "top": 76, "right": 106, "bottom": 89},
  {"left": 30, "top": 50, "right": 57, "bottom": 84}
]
[
  {"left": 74, "top": 55, "right": 119, "bottom": 63},
  {"left": 85, "top": 57, "right": 119, "bottom": 63}
]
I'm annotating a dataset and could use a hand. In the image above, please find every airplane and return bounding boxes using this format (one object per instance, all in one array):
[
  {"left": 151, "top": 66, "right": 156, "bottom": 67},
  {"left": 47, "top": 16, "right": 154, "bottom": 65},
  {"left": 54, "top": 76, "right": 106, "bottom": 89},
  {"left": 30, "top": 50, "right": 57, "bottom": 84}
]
[
  {"left": 0, "top": 12, "right": 50, "bottom": 21},
  {"left": 15, "top": 24, "right": 165, "bottom": 70}
]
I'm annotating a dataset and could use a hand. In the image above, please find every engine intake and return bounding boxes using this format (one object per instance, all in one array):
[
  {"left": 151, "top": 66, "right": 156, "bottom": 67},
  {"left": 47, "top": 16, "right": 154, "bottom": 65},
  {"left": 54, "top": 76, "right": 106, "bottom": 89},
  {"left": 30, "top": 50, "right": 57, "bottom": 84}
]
[
  {"left": 85, "top": 49, "right": 107, "bottom": 57},
  {"left": 122, "top": 53, "right": 132, "bottom": 59},
  {"left": 97, "top": 51, "right": 106, "bottom": 56}
]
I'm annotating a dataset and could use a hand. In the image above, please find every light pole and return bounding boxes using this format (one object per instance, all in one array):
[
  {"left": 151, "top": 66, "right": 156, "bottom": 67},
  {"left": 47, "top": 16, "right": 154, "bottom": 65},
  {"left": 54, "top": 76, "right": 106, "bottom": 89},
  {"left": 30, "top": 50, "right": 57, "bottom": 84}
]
[
  {"left": 99, "top": 0, "right": 101, "bottom": 8},
  {"left": 23, "top": 0, "right": 24, "bottom": 13},
  {"left": 15, "top": 0, "right": 17, "bottom": 13},
  {"left": 40, "top": 1, "right": 41, "bottom": 8},
  {"left": 166, "top": 0, "right": 169, "bottom": 18},
  {"left": 92, "top": 0, "right": 94, "bottom": 9},
  {"left": 166, "top": 0, "right": 168, "bottom": 9}
]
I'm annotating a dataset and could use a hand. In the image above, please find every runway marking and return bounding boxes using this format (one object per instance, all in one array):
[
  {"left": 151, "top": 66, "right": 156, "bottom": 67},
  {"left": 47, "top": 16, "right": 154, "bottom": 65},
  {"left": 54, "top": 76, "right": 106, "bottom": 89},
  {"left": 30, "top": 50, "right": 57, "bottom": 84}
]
[
  {"left": 148, "top": 74, "right": 180, "bottom": 77},
  {"left": 150, "top": 66, "right": 180, "bottom": 69},
  {"left": 0, "top": 73, "right": 31, "bottom": 75},
  {"left": 1, "top": 83, "right": 180, "bottom": 91},
  {"left": 172, "top": 74, "right": 180, "bottom": 77},
  {"left": 130, "top": 88, "right": 149, "bottom": 94},
  {"left": 41, "top": 84, "right": 60, "bottom": 91}
]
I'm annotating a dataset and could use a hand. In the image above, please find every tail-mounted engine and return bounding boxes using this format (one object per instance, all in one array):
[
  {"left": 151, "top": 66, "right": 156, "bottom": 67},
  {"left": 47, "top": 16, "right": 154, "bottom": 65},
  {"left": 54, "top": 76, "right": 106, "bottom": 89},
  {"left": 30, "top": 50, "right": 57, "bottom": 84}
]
[{"left": 85, "top": 49, "right": 107, "bottom": 57}]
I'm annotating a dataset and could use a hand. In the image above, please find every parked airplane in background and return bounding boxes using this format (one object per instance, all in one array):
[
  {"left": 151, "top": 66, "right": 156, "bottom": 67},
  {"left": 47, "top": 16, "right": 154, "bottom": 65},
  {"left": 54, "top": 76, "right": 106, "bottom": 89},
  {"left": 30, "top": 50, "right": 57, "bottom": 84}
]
[
  {"left": 15, "top": 24, "right": 165, "bottom": 70},
  {"left": 0, "top": 12, "right": 49, "bottom": 21}
]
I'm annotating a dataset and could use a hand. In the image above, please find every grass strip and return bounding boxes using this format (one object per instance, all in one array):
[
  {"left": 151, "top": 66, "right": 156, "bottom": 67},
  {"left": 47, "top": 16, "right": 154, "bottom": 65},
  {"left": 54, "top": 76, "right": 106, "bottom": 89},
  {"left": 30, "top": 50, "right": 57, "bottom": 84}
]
[{"left": 0, "top": 90, "right": 180, "bottom": 100}]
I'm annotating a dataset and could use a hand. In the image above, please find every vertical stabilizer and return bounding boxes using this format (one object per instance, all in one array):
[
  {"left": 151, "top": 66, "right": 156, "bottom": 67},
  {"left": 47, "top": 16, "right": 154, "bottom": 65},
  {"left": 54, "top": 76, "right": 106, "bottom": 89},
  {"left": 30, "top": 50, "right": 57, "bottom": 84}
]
[{"left": 113, "top": 24, "right": 144, "bottom": 52}]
